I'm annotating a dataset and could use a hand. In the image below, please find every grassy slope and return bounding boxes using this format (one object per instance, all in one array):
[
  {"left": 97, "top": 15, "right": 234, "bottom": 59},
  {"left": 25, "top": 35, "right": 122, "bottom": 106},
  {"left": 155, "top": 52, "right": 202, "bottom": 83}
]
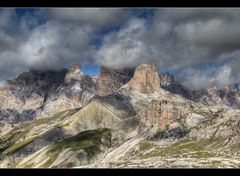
[
  {"left": 138, "top": 138, "right": 233, "bottom": 159},
  {"left": 106, "top": 138, "right": 240, "bottom": 168},
  {"left": 18, "top": 128, "right": 111, "bottom": 168},
  {"left": 0, "top": 108, "right": 80, "bottom": 158},
  {"left": 0, "top": 98, "right": 131, "bottom": 162}
]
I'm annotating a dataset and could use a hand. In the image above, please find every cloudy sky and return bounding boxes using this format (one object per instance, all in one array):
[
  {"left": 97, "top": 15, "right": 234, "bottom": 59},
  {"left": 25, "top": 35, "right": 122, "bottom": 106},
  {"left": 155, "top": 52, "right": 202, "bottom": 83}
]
[{"left": 0, "top": 8, "right": 240, "bottom": 90}]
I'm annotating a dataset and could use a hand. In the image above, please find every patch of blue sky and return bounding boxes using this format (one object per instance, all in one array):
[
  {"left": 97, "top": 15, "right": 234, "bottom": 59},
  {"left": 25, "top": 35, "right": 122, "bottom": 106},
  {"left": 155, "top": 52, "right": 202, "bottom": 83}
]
[
  {"left": 130, "top": 8, "right": 155, "bottom": 24},
  {"left": 15, "top": 8, "right": 47, "bottom": 28},
  {"left": 81, "top": 64, "right": 100, "bottom": 76},
  {"left": 15, "top": 8, "right": 36, "bottom": 16}
]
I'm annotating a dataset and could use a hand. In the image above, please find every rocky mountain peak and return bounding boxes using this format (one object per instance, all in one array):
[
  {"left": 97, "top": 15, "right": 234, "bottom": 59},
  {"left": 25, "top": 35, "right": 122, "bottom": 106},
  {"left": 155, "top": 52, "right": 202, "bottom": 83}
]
[
  {"left": 64, "top": 64, "right": 84, "bottom": 83},
  {"left": 95, "top": 66, "right": 134, "bottom": 96},
  {"left": 129, "top": 64, "right": 161, "bottom": 93}
]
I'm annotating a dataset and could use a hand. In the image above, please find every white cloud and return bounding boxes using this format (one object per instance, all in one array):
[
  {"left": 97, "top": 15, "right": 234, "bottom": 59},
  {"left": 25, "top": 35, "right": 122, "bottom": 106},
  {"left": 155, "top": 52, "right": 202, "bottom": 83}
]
[
  {"left": 215, "top": 64, "right": 233, "bottom": 86},
  {"left": 178, "top": 67, "right": 216, "bottom": 90},
  {"left": 177, "top": 63, "right": 238, "bottom": 90},
  {"left": 97, "top": 18, "right": 149, "bottom": 68}
]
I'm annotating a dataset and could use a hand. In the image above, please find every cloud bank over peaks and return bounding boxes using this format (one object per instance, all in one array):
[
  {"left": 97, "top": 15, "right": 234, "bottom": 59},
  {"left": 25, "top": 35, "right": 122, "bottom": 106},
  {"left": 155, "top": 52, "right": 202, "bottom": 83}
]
[
  {"left": 0, "top": 8, "right": 128, "bottom": 80},
  {"left": 97, "top": 9, "right": 240, "bottom": 68},
  {"left": 0, "top": 8, "right": 240, "bottom": 90},
  {"left": 96, "top": 9, "right": 240, "bottom": 89}
]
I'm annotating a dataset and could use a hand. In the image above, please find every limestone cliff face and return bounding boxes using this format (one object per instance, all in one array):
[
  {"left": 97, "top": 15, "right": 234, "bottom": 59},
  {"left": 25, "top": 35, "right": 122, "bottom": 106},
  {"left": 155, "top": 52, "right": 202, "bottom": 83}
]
[
  {"left": 138, "top": 98, "right": 189, "bottom": 132},
  {"left": 138, "top": 93, "right": 240, "bottom": 143},
  {"left": 129, "top": 64, "right": 160, "bottom": 93},
  {"left": 95, "top": 67, "right": 134, "bottom": 96},
  {"left": 138, "top": 97, "right": 192, "bottom": 132}
]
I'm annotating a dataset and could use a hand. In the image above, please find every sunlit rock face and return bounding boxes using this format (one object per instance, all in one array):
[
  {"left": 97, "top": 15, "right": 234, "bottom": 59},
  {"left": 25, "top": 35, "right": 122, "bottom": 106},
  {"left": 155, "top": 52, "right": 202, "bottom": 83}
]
[
  {"left": 129, "top": 64, "right": 160, "bottom": 93},
  {"left": 139, "top": 99, "right": 177, "bottom": 130}
]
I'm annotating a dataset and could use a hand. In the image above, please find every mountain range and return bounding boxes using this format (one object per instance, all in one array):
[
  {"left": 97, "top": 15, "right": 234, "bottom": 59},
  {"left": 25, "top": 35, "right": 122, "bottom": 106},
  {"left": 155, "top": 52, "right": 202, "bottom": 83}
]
[{"left": 0, "top": 63, "right": 239, "bottom": 168}]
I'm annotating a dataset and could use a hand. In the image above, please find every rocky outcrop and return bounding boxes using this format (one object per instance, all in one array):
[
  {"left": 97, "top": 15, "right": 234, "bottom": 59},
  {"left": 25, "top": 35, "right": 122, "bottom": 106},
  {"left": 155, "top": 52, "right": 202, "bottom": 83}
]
[
  {"left": 160, "top": 73, "right": 192, "bottom": 99},
  {"left": 191, "top": 84, "right": 240, "bottom": 108},
  {"left": 64, "top": 64, "right": 84, "bottom": 83},
  {"left": 129, "top": 64, "right": 160, "bottom": 93},
  {"left": 140, "top": 100, "right": 178, "bottom": 130},
  {"left": 218, "top": 84, "right": 240, "bottom": 108},
  {"left": 138, "top": 98, "right": 191, "bottom": 133},
  {"left": 95, "top": 67, "right": 134, "bottom": 96},
  {"left": 193, "top": 87, "right": 222, "bottom": 106}
]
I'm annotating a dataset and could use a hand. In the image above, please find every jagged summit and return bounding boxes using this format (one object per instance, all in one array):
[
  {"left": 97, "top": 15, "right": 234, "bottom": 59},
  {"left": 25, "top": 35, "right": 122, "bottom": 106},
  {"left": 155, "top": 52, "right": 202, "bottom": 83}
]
[
  {"left": 95, "top": 66, "right": 134, "bottom": 96},
  {"left": 129, "top": 64, "right": 161, "bottom": 93},
  {"left": 64, "top": 64, "right": 84, "bottom": 83}
]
